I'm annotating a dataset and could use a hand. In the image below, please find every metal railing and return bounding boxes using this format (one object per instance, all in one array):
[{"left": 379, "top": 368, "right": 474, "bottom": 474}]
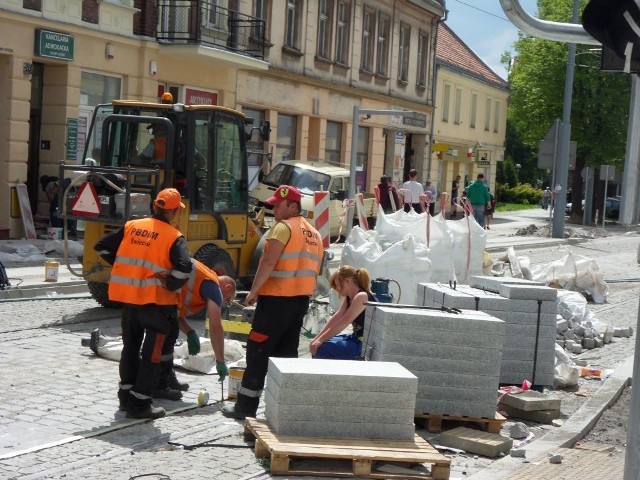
[{"left": 157, "top": 1, "right": 266, "bottom": 60}]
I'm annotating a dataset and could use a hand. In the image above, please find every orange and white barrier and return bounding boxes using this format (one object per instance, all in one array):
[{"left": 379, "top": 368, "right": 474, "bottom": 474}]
[
  {"left": 355, "top": 193, "right": 369, "bottom": 230},
  {"left": 333, "top": 199, "right": 351, "bottom": 243},
  {"left": 313, "top": 191, "right": 330, "bottom": 248}
]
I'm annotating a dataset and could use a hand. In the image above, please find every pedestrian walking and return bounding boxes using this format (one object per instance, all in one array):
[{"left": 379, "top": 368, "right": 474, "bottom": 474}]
[
  {"left": 310, "top": 266, "right": 377, "bottom": 360},
  {"left": 221, "top": 185, "right": 324, "bottom": 420},
  {"left": 466, "top": 173, "right": 491, "bottom": 228},
  {"left": 94, "top": 188, "right": 193, "bottom": 420},
  {"left": 484, "top": 188, "right": 496, "bottom": 230},
  {"left": 377, "top": 175, "right": 400, "bottom": 214},
  {"left": 402, "top": 169, "right": 424, "bottom": 213},
  {"left": 542, "top": 187, "right": 552, "bottom": 210},
  {"left": 450, "top": 175, "right": 461, "bottom": 219},
  {"left": 424, "top": 179, "right": 437, "bottom": 216}
]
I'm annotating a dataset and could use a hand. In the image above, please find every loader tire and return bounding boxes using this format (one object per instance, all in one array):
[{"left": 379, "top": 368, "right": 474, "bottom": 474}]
[
  {"left": 88, "top": 281, "right": 122, "bottom": 308},
  {"left": 194, "top": 244, "right": 237, "bottom": 279}
]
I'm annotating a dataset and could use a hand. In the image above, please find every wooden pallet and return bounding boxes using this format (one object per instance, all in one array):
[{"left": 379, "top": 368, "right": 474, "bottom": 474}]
[
  {"left": 415, "top": 412, "right": 506, "bottom": 434},
  {"left": 244, "top": 418, "right": 451, "bottom": 480}
]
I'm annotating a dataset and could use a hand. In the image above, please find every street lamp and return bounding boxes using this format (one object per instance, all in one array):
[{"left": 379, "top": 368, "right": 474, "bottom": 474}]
[{"left": 515, "top": 163, "right": 522, "bottom": 184}]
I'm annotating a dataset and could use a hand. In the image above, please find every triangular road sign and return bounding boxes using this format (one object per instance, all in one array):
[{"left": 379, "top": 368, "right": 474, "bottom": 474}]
[{"left": 71, "top": 182, "right": 102, "bottom": 217}]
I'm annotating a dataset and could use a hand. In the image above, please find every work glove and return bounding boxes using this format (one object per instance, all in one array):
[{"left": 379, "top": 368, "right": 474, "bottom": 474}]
[
  {"left": 186, "top": 330, "right": 200, "bottom": 356},
  {"left": 216, "top": 361, "right": 228, "bottom": 382}
]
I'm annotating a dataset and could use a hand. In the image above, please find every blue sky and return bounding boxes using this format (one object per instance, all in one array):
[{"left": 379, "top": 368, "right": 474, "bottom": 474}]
[{"left": 443, "top": 0, "right": 539, "bottom": 80}]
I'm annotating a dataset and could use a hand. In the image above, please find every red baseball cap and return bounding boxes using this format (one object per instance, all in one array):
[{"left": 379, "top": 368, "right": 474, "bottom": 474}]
[
  {"left": 266, "top": 185, "right": 302, "bottom": 205},
  {"left": 154, "top": 188, "right": 185, "bottom": 209}
]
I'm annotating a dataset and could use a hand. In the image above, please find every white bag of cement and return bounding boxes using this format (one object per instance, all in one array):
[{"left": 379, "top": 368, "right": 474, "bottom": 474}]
[
  {"left": 556, "top": 290, "right": 609, "bottom": 335},
  {"left": 376, "top": 208, "right": 456, "bottom": 274},
  {"left": 44, "top": 239, "right": 84, "bottom": 258},
  {"left": 528, "top": 248, "right": 608, "bottom": 303},
  {"left": 342, "top": 227, "right": 431, "bottom": 304},
  {"left": 425, "top": 213, "right": 456, "bottom": 283},
  {"left": 173, "top": 338, "right": 245, "bottom": 374},
  {"left": 446, "top": 214, "right": 487, "bottom": 283},
  {"left": 375, "top": 207, "right": 428, "bottom": 244},
  {"left": 554, "top": 344, "right": 580, "bottom": 388}
]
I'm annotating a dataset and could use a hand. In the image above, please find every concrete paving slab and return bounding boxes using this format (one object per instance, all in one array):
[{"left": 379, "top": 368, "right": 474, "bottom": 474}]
[
  {"left": 498, "top": 403, "right": 561, "bottom": 424},
  {"left": 440, "top": 427, "right": 513, "bottom": 458},
  {"left": 499, "top": 391, "right": 562, "bottom": 412}
]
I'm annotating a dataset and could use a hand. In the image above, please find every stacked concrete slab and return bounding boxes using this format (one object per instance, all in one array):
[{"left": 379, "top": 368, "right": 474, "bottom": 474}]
[
  {"left": 418, "top": 275, "right": 557, "bottom": 386},
  {"left": 361, "top": 305, "right": 505, "bottom": 418},
  {"left": 264, "top": 357, "right": 418, "bottom": 440}
]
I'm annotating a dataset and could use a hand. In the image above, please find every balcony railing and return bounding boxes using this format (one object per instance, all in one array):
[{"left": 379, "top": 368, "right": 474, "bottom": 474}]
[{"left": 157, "top": 1, "right": 266, "bottom": 60}]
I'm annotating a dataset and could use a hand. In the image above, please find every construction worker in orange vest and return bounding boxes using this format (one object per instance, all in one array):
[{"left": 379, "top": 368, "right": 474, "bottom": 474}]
[
  {"left": 221, "top": 185, "right": 324, "bottom": 420},
  {"left": 137, "top": 123, "right": 168, "bottom": 165},
  {"left": 158, "top": 259, "right": 237, "bottom": 396},
  {"left": 95, "top": 188, "right": 192, "bottom": 420}
]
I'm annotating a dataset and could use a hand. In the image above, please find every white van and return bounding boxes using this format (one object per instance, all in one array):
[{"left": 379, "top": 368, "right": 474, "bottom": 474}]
[{"left": 249, "top": 160, "right": 376, "bottom": 238}]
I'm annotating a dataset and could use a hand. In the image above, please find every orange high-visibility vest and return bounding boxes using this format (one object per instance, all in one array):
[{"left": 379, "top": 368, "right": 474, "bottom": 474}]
[
  {"left": 109, "top": 217, "right": 183, "bottom": 305},
  {"left": 179, "top": 260, "right": 220, "bottom": 317},
  {"left": 258, "top": 216, "right": 323, "bottom": 297},
  {"left": 152, "top": 137, "right": 166, "bottom": 160}
]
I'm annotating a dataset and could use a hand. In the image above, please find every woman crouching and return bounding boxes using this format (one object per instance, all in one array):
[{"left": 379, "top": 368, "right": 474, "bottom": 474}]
[{"left": 310, "top": 266, "right": 377, "bottom": 360}]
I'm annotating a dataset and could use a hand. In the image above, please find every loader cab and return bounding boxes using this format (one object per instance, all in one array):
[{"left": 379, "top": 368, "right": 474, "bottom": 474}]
[{"left": 83, "top": 101, "right": 250, "bottom": 218}]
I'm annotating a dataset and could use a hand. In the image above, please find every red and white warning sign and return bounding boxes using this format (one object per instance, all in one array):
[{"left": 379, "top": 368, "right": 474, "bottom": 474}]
[
  {"left": 71, "top": 182, "right": 102, "bottom": 217},
  {"left": 313, "top": 191, "right": 330, "bottom": 248}
]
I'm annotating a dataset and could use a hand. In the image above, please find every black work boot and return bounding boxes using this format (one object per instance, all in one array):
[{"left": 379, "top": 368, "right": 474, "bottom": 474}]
[
  {"left": 117, "top": 389, "right": 129, "bottom": 411},
  {"left": 152, "top": 387, "right": 183, "bottom": 401},
  {"left": 127, "top": 395, "right": 166, "bottom": 420},
  {"left": 221, "top": 394, "right": 258, "bottom": 420},
  {"left": 167, "top": 369, "right": 189, "bottom": 391},
  {"left": 126, "top": 404, "right": 166, "bottom": 420}
]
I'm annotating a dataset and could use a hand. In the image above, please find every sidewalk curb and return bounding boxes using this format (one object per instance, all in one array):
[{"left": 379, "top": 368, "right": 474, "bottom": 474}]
[
  {"left": 468, "top": 355, "right": 634, "bottom": 479},
  {"left": 0, "top": 281, "right": 89, "bottom": 301}
]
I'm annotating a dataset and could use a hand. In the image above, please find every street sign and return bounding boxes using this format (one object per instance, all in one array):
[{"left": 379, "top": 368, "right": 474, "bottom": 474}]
[
  {"left": 538, "top": 139, "right": 576, "bottom": 169},
  {"left": 71, "top": 182, "right": 102, "bottom": 217},
  {"left": 599, "top": 165, "right": 616, "bottom": 181}
]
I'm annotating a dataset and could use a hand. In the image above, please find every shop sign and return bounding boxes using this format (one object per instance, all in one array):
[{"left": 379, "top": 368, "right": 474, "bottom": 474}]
[
  {"left": 185, "top": 88, "right": 218, "bottom": 105},
  {"left": 402, "top": 112, "right": 427, "bottom": 128},
  {"left": 65, "top": 118, "right": 78, "bottom": 161},
  {"left": 35, "top": 29, "right": 74, "bottom": 61}
]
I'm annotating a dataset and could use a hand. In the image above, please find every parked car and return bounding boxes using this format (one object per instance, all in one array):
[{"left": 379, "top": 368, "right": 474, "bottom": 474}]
[
  {"left": 565, "top": 199, "right": 584, "bottom": 215},
  {"left": 249, "top": 160, "right": 377, "bottom": 238},
  {"left": 565, "top": 197, "right": 620, "bottom": 219},
  {"left": 605, "top": 197, "right": 620, "bottom": 219}
]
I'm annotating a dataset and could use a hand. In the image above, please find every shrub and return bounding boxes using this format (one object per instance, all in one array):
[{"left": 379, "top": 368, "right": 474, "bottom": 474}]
[{"left": 496, "top": 183, "right": 543, "bottom": 205}]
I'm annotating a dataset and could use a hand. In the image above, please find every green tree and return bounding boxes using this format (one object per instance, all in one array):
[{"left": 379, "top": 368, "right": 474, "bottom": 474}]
[
  {"left": 504, "top": 121, "right": 540, "bottom": 186},
  {"left": 507, "top": 0, "right": 630, "bottom": 215}
]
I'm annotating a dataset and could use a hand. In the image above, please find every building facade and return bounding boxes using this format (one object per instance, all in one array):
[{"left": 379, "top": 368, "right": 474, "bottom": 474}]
[
  {"left": 0, "top": 0, "right": 444, "bottom": 238},
  {"left": 432, "top": 23, "right": 510, "bottom": 212}
]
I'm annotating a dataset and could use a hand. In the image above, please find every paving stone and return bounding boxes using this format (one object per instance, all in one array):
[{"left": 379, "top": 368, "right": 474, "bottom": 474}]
[
  {"left": 415, "top": 399, "right": 498, "bottom": 418},
  {"left": 264, "top": 391, "right": 415, "bottom": 425},
  {"left": 416, "top": 384, "right": 499, "bottom": 404},
  {"left": 439, "top": 426, "right": 513, "bottom": 457},
  {"left": 265, "top": 357, "right": 417, "bottom": 440},
  {"left": 498, "top": 403, "right": 561, "bottom": 424},
  {"left": 498, "top": 284, "right": 558, "bottom": 301},
  {"left": 264, "top": 417, "right": 417, "bottom": 440},
  {"left": 499, "top": 391, "right": 562, "bottom": 412},
  {"left": 264, "top": 379, "right": 416, "bottom": 409},
  {"left": 266, "top": 357, "right": 417, "bottom": 393},
  {"left": 468, "top": 275, "right": 545, "bottom": 292}
]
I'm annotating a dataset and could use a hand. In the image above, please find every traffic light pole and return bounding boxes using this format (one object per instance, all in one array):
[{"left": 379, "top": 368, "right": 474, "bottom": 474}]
[{"left": 551, "top": 0, "right": 578, "bottom": 239}]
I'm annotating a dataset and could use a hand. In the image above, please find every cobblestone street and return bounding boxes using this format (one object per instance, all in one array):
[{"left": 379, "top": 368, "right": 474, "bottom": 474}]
[{"left": 1, "top": 209, "right": 639, "bottom": 479}]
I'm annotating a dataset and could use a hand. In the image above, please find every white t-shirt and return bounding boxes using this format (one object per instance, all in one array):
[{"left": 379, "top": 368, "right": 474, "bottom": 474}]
[{"left": 402, "top": 180, "right": 424, "bottom": 204}]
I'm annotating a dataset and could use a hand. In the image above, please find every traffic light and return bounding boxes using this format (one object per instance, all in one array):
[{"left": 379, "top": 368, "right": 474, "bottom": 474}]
[{"left": 583, "top": 0, "right": 640, "bottom": 72}]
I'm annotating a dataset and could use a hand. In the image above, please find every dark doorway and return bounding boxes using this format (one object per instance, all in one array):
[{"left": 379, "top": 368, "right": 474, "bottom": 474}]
[
  {"left": 402, "top": 133, "right": 413, "bottom": 181},
  {"left": 26, "top": 63, "right": 43, "bottom": 211}
]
